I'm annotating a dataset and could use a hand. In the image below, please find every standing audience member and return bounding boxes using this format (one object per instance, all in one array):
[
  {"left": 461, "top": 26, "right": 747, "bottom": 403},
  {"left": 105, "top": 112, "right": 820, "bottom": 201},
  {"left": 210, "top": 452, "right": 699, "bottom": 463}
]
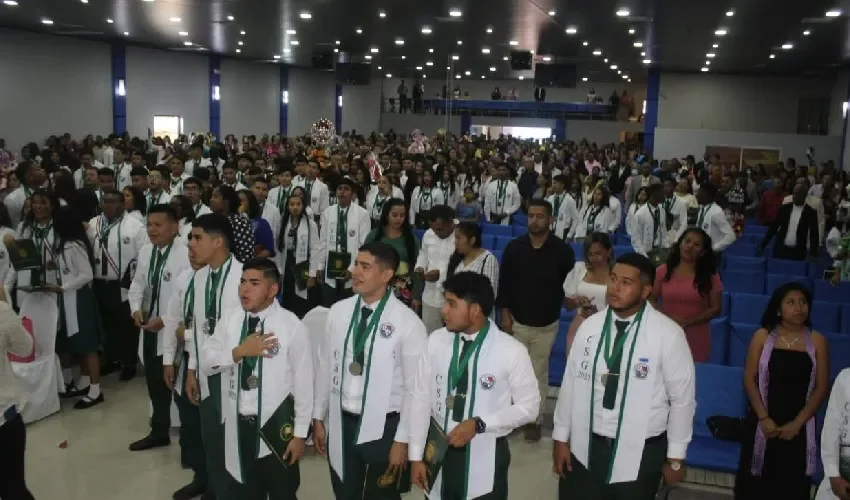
[
  {"left": 237, "top": 190, "right": 275, "bottom": 259},
  {"left": 275, "top": 192, "right": 320, "bottom": 318},
  {"left": 759, "top": 184, "right": 820, "bottom": 261},
  {"left": 445, "top": 222, "right": 499, "bottom": 304},
  {"left": 735, "top": 283, "right": 829, "bottom": 500},
  {"left": 209, "top": 185, "right": 255, "bottom": 263},
  {"left": 562, "top": 232, "right": 612, "bottom": 355},
  {"left": 497, "top": 199, "right": 575, "bottom": 442},
  {"left": 757, "top": 176, "right": 786, "bottom": 226},
  {"left": 652, "top": 228, "right": 723, "bottom": 363},
  {"left": 364, "top": 199, "right": 421, "bottom": 310},
  {"left": 815, "top": 367, "right": 850, "bottom": 500},
  {"left": 695, "top": 184, "right": 737, "bottom": 266},
  {"left": 414, "top": 205, "right": 457, "bottom": 332}
]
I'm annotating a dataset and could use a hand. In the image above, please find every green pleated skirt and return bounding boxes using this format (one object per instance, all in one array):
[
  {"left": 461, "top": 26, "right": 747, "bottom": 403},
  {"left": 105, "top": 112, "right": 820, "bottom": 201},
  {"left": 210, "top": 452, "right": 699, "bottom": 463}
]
[{"left": 56, "top": 285, "right": 104, "bottom": 356}]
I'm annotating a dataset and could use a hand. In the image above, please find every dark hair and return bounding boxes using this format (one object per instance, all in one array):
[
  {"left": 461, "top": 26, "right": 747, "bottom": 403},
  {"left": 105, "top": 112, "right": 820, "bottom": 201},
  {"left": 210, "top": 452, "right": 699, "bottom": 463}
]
[
  {"left": 429, "top": 204, "right": 455, "bottom": 223},
  {"left": 242, "top": 257, "right": 281, "bottom": 284},
  {"left": 23, "top": 189, "right": 54, "bottom": 229},
  {"left": 0, "top": 203, "right": 13, "bottom": 229},
  {"left": 183, "top": 176, "right": 202, "bottom": 190},
  {"left": 215, "top": 185, "right": 240, "bottom": 214},
  {"left": 147, "top": 203, "right": 179, "bottom": 223},
  {"left": 583, "top": 232, "right": 613, "bottom": 266},
  {"left": 528, "top": 198, "right": 553, "bottom": 216},
  {"left": 358, "top": 241, "right": 400, "bottom": 274},
  {"left": 193, "top": 213, "right": 233, "bottom": 249},
  {"left": 374, "top": 198, "right": 417, "bottom": 266},
  {"left": 760, "top": 282, "right": 813, "bottom": 331},
  {"left": 130, "top": 166, "right": 149, "bottom": 177},
  {"left": 634, "top": 186, "right": 648, "bottom": 204},
  {"left": 276, "top": 192, "right": 310, "bottom": 252},
  {"left": 442, "top": 271, "right": 495, "bottom": 317},
  {"left": 615, "top": 252, "right": 656, "bottom": 286},
  {"left": 699, "top": 183, "right": 718, "bottom": 201},
  {"left": 97, "top": 167, "right": 115, "bottom": 178},
  {"left": 592, "top": 186, "right": 611, "bottom": 208},
  {"left": 646, "top": 183, "right": 663, "bottom": 199},
  {"left": 447, "top": 222, "right": 482, "bottom": 277},
  {"left": 238, "top": 189, "right": 261, "bottom": 219},
  {"left": 52, "top": 174, "right": 79, "bottom": 207},
  {"left": 52, "top": 206, "right": 95, "bottom": 272},
  {"left": 193, "top": 167, "right": 211, "bottom": 183},
  {"left": 123, "top": 186, "right": 147, "bottom": 215},
  {"left": 552, "top": 174, "right": 568, "bottom": 186},
  {"left": 664, "top": 228, "right": 716, "bottom": 297},
  {"left": 14, "top": 161, "right": 35, "bottom": 184},
  {"left": 102, "top": 187, "right": 123, "bottom": 202},
  {"left": 170, "top": 194, "right": 194, "bottom": 222}
]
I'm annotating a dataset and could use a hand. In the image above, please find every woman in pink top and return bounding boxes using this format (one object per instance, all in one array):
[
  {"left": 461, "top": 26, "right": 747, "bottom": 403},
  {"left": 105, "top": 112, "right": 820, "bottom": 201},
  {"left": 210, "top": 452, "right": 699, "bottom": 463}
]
[{"left": 652, "top": 227, "right": 723, "bottom": 362}]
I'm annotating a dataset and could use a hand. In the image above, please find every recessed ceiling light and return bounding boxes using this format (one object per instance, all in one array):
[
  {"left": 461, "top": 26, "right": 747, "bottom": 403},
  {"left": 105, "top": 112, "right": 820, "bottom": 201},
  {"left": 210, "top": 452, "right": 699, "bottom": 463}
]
[
  {"left": 178, "top": 31, "right": 189, "bottom": 36},
  {"left": 503, "top": 56, "right": 508, "bottom": 61},
  {"left": 3, "top": 0, "right": 18, "bottom": 5},
  {"left": 236, "top": 49, "right": 241, "bottom": 53},
  {"left": 290, "top": 40, "right": 299, "bottom": 46},
  {"left": 365, "top": 55, "right": 372, "bottom": 59},
  {"left": 286, "top": 29, "right": 296, "bottom": 35},
  {"left": 334, "top": 48, "right": 339, "bottom": 53},
  {"left": 274, "top": 55, "right": 281, "bottom": 59},
  {"left": 452, "top": 54, "right": 459, "bottom": 60},
  {"left": 421, "top": 26, "right": 432, "bottom": 34},
  {"left": 701, "top": 67, "right": 709, "bottom": 72},
  {"left": 633, "top": 41, "right": 642, "bottom": 47},
  {"left": 141, "top": 0, "right": 154, "bottom": 2},
  {"left": 481, "top": 47, "right": 490, "bottom": 54},
  {"left": 283, "top": 48, "right": 291, "bottom": 53},
  {"left": 803, "top": 30, "right": 811, "bottom": 36},
  {"left": 455, "top": 74, "right": 461, "bottom": 79},
  {"left": 628, "top": 28, "right": 635, "bottom": 34},
  {"left": 769, "top": 54, "right": 775, "bottom": 59},
  {"left": 385, "top": 73, "right": 392, "bottom": 78},
  {"left": 548, "top": 10, "right": 556, "bottom": 16},
  {"left": 616, "top": 8, "right": 630, "bottom": 17},
  {"left": 449, "top": 8, "right": 462, "bottom": 17},
  {"left": 604, "top": 58, "right": 608, "bottom": 63},
  {"left": 486, "top": 27, "right": 493, "bottom": 33},
  {"left": 416, "top": 66, "right": 423, "bottom": 70},
  {"left": 395, "top": 38, "right": 404, "bottom": 45},
  {"left": 106, "top": 18, "right": 113, "bottom": 23},
  {"left": 169, "top": 17, "right": 181, "bottom": 22},
  {"left": 238, "top": 40, "right": 244, "bottom": 46},
  {"left": 465, "top": 70, "right": 471, "bottom": 75},
  {"left": 622, "top": 74, "right": 629, "bottom": 79},
  {"left": 726, "top": 9, "right": 734, "bottom": 16},
  {"left": 705, "top": 60, "right": 711, "bottom": 65},
  {"left": 610, "top": 64, "right": 618, "bottom": 69},
  {"left": 457, "top": 40, "right": 463, "bottom": 45},
  {"left": 715, "top": 28, "right": 727, "bottom": 36},
  {"left": 378, "top": 10, "right": 386, "bottom": 18},
  {"left": 426, "top": 61, "right": 433, "bottom": 66},
  {"left": 826, "top": 9, "right": 842, "bottom": 17},
  {"left": 640, "top": 51, "right": 645, "bottom": 56},
  {"left": 617, "top": 70, "right": 621, "bottom": 74},
  {"left": 370, "top": 47, "right": 379, "bottom": 53},
  {"left": 81, "top": 0, "right": 88, "bottom": 4},
  {"left": 227, "top": 15, "right": 234, "bottom": 21},
  {"left": 183, "top": 41, "right": 192, "bottom": 46},
  {"left": 565, "top": 26, "right": 578, "bottom": 34},
  {"left": 706, "top": 53, "right": 715, "bottom": 58},
  {"left": 582, "top": 41, "right": 588, "bottom": 46},
  {"left": 123, "top": 31, "right": 130, "bottom": 36},
  {"left": 356, "top": 28, "right": 363, "bottom": 34},
  {"left": 642, "top": 59, "right": 651, "bottom": 64},
  {"left": 299, "top": 12, "right": 312, "bottom": 19},
  {"left": 519, "top": 76, "right": 524, "bottom": 80},
  {"left": 401, "top": 55, "right": 406, "bottom": 59},
  {"left": 509, "top": 40, "right": 518, "bottom": 46},
  {"left": 241, "top": 30, "right": 247, "bottom": 35},
  {"left": 41, "top": 18, "right": 54, "bottom": 25},
  {"left": 593, "top": 49, "right": 602, "bottom": 56},
  {"left": 582, "top": 77, "right": 588, "bottom": 82},
  {"left": 422, "top": 74, "right": 427, "bottom": 78},
  {"left": 335, "top": 40, "right": 340, "bottom": 45},
  {"left": 378, "top": 66, "right": 382, "bottom": 70},
  {"left": 480, "top": 75, "right": 485, "bottom": 79},
  {"left": 712, "top": 43, "right": 719, "bottom": 48},
  {"left": 428, "top": 48, "right": 434, "bottom": 53},
  {"left": 781, "top": 43, "right": 793, "bottom": 49}
]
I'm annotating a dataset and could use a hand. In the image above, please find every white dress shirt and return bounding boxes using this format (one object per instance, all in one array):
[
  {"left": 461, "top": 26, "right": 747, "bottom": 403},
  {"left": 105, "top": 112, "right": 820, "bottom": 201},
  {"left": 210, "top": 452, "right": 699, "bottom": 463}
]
[
  {"left": 696, "top": 203, "right": 736, "bottom": 253},
  {"left": 409, "top": 186, "right": 446, "bottom": 225},
  {"left": 414, "top": 229, "right": 456, "bottom": 308},
  {"left": 819, "top": 368, "right": 850, "bottom": 483},
  {"left": 783, "top": 194, "right": 825, "bottom": 246},
  {"left": 483, "top": 180, "right": 521, "bottom": 225},
  {"left": 86, "top": 214, "right": 145, "bottom": 284},
  {"left": 784, "top": 204, "right": 804, "bottom": 247}
]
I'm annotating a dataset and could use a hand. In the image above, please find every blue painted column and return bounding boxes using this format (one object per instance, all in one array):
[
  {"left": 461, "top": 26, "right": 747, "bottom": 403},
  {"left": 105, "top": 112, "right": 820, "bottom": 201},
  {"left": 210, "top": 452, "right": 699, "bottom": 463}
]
[
  {"left": 460, "top": 115, "right": 471, "bottom": 136},
  {"left": 643, "top": 68, "right": 660, "bottom": 156},
  {"left": 335, "top": 84, "right": 343, "bottom": 133},
  {"left": 280, "top": 66, "right": 290, "bottom": 136},
  {"left": 840, "top": 73, "right": 850, "bottom": 171},
  {"left": 553, "top": 119, "right": 566, "bottom": 142},
  {"left": 209, "top": 56, "right": 221, "bottom": 138},
  {"left": 110, "top": 42, "right": 127, "bottom": 135}
]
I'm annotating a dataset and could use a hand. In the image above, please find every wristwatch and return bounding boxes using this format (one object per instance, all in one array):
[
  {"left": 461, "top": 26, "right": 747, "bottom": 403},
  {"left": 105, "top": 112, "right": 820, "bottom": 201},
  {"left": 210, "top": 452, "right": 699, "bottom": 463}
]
[
  {"left": 668, "top": 460, "right": 682, "bottom": 472},
  {"left": 473, "top": 417, "right": 487, "bottom": 434}
]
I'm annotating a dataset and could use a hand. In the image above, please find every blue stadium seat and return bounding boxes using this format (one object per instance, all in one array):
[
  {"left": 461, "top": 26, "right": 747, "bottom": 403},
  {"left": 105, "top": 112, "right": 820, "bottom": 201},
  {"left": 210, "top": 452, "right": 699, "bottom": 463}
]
[
  {"left": 570, "top": 242, "right": 584, "bottom": 261},
  {"left": 709, "top": 317, "right": 729, "bottom": 365},
  {"left": 414, "top": 229, "right": 425, "bottom": 240},
  {"left": 613, "top": 245, "right": 633, "bottom": 259},
  {"left": 722, "top": 271, "right": 765, "bottom": 294},
  {"left": 842, "top": 305, "right": 850, "bottom": 334},
  {"left": 492, "top": 250, "right": 504, "bottom": 262},
  {"left": 494, "top": 235, "right": 512, "bottom": 251},
  {"left": 513, "top": 226, "right": 528, "bottom": 237},
  {"left": 724, "top": 256, "right": 765, "bottom": 272},
  {"left": 814, "top": 280, "right": 850, "bottom": 304},
  {"left": 767, "top": 259, "right": 808, "bottom": 276},
  {"left": 548, "top": 321, "right": 570, "bottom": 387},
  {"left": 738, "top": 234, "right": 763, "bottom": 245},
  {"left": 512, "top": 213, "right": 528, "bottom": 228},
  {"left": 482, "top": 223, "right": 513, "bottom": 237},
  {"left": 686, "top": 364, "right": 747, "bottom": 473},
  {"left": 616, "top": 232, "right": 632, "bottom": 246},
  {"left": 825, "top": 333, "right": 850, "bottom": 379},
  {"left": 724, "top": 244, "right": 758, "bottom": 257},
  {"left": 743, "top": 225, "right": 768, "bottom": 236},
  {"left": 808, "top": 261, "right": 832, "bottom": 279},
  {"left": 728, "top": 323, "right": 760, "bottom": 366},
  {"left": 481, "top": 234, "right": 496, "bottom": 250},
  {"left": 722, "top": 292, "right": 730, "bottom": 316},
  {"left": 729, "top": 293, "right": 769, "bottom": 324},
  {"left": 766, "top": 274, "right": 812, "bottom": 293},
  {"left": 812, "top": 301, "right": 841, "bottom": 333},
  {"left": 560, "top": 308, "right": 576, "bottom": 322}
]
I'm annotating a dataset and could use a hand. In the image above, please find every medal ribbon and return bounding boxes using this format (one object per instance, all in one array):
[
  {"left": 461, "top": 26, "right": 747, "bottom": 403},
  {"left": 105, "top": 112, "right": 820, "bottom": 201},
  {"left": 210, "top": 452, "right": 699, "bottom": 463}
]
[
  {"left": 277, "top": 185, "right": 291, "bottom": 210},
  {"left": 446, "top": 321, "right": 490, "bottom": 397},
  {"left": 235, "top": 312, "right": 264, "bottom": 480},
  {"left": 147, "top": 243, "right": 173, "bottom": 318},
  {"left": 183, "top": 274, "right": 195, "bottom": 327},
  {"left": 204, "top": 256, "right": 233, "bottom": 329},
  {"left": 697, "top": 203, "right": 712, "bottom": 227},
  {"left": 496, "top": 180, "right": 507, "bottom": 208},
  {"left": 349, "top": 292, "right": 390, "bottom": 363},
  {"left": 98, "top": 215, "right": 123, "bottom": 277},
  {"left": 336, "top": 206, "right": 349, "bottom": 252},
  {"left": 649, "top": 206, "right": 661, "bottom": 248}
]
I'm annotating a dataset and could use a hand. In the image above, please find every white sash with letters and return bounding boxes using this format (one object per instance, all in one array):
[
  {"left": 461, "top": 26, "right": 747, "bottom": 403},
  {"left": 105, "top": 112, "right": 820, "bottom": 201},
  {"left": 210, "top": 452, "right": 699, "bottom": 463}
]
[
  {"left": 278, "top": 219, "right": 313, "bottom": 300},
  {"left": 328, "top": 294, "right": 405, "bottom": 479},
  {"left": 569, "top": 306, "right": 662, "bottom": 484}
]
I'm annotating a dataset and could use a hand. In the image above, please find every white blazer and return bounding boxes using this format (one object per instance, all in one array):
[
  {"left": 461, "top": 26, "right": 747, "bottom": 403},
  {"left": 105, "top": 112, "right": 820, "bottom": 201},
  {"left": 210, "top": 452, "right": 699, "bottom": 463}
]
[
  {"left": 409, "top": 186, "right": 446, "bottom": 225},
  {"left": 318, "top": 203, "right": 371, "bottom": 288},
  {"left": 547, "top": 192, "right": 580, "bottom": 240},
  {"left": 575, "top": 204, "right": 615, "bottom": 239},
  {"left": 483, "top": 180, "right": 521, "bottom": 226},
  {"left": 630, "top": 204, "right": 669, "bottom": 256}
]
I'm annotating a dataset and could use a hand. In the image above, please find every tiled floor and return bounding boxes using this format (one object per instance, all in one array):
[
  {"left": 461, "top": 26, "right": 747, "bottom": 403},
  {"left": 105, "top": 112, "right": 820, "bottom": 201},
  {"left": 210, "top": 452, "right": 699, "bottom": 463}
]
[{"left": 24, "top": 376, "right": 732, "bottom": 499}]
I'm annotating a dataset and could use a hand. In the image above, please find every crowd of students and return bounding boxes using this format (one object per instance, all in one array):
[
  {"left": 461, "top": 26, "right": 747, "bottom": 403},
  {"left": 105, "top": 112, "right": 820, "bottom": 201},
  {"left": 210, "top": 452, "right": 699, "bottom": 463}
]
[{"left": 0, "top": 130, "right": 849, "bottom": 500}]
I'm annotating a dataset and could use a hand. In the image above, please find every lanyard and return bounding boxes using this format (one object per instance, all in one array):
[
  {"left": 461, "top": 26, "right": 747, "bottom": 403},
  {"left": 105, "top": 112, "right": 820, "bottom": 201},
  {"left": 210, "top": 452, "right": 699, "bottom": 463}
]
[
  {"left": 663, "top": 196, "right": 676, "bottom": 212},
  {"left": 305, "top": 180, "right": 314, "bottom": 200},
  {"left": 277, "top": 185, "right": 292, "bottom": 209},
  {"left": 32, "top": 222, "right": 53, "bottom": 260},
  {"left": 419, "top": 187, "right": 432, "bottom": 212},
  {"left": 697, "top": 203, "right": 712, "bottom": 227},
  {"left": 587, "top": 205, "right": 603, "bottom": 229},
  {"left": 205, "top": 256, "right": 233, "bottom": 320},
  {"left": 194, "top": 203, "right": 204, "bottom": 215},
  {"left": 183, "top": 274, "right": 195, "bottom": 326},
  {"left": 235, "top": 313, "right": 265, "bottom": 479},
  {"left": 98, "top": 215, "right": 123, "bottom": 276},
  {"left": 372, "top": 195, "right": 387, "bottom": 220},
  {"left": 649, "top": 206, "right": 661, "bottom": 247},
  {"left": 601, "top": 306, "right": 644, "bottom": 372},
  {"left": 496, "top": 180, "right": 508, "bottom": 207},
  {"left": 147, "top": 243, "right": 173, "bottom": 315},
  {"left": 350, "top": 292, "right": 390, "bottom": 359},
  {"left": 553, "top": 194, "right": 564, "bottom": 215},
  {"left": 148, "top": 191, "right": 162, "bottom": 207},
  {"left": 336, "top": 206, "right": 349, "bottom": 251},
  {"left": 447, "top": 321, "right": 490, "bottom": 395}
]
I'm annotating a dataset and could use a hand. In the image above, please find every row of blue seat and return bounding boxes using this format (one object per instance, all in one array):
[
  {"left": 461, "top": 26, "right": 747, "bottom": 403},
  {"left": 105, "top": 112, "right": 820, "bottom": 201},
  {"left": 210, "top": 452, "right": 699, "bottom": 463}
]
[
  {"left": 722, "top": 271, "right": 847, "bottom": 301},
  {"left": 722, "top": 292, "right": 850, "bottom": 332}
]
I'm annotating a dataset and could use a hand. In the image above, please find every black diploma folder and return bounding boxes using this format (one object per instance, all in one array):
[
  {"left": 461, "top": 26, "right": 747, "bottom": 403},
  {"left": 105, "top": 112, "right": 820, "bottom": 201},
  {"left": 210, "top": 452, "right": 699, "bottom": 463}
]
[
  {"left": 326, "top": 251, "right": 351, "bottom": 280},
  {"left": 259, "top": 394, "right": 296, "bottom": 467}
]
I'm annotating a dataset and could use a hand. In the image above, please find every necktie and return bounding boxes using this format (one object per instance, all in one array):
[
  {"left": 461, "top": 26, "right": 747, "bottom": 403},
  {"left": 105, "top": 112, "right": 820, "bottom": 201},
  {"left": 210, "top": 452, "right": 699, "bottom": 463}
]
[
  {"left": 602, "top": 320, "right": 630, "bottom": 410},
  {"left": 352, "top": 307, "right": 373, "bottom": 368},
  {"left": 452, "top": 338, "right": 474, "bottom": 422},
  {"left": 208, "top": 270, "right": 221, "bottom": 321},
  {"left": 240, "top": 316, "right": 261, "bottom": 390},
  {"left": 148, "top": 250, "right": 164, "bottom": 318}
]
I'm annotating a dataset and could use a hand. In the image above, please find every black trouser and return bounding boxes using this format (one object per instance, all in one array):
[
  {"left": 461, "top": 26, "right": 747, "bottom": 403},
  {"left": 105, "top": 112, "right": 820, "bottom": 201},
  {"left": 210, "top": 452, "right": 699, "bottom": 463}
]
[
  {"left": 0, "top": 410, "right": 34, "bottom": 500},
  {"left": 232, "top": 415, "right": 300, "bottom": 499},
  {"left": 558, "top": 433, "right": 667, "bottom": 500},
  {"left": 321, "top": 282, "right": 353, "bottom": 308},
  {"left": 329, "top": 411, "right": 408, "bottom": 500},
  {"left": 94, "top": 279, "right": 136, "bottom": 367},
  {"left": 143, "top": 330, "right": 171, "bottom": 437},
  {"left": 399, "top": 95, "right": 408, "bottom": 113},
  {"left": 773, "top": 244, "right": 807, "bottom": 261},
  {"left": 175, "top": 353, "right": 207, "bottom": 484},
  {"left": 441, "top": 437, "right": 510, "bottom": 499}
]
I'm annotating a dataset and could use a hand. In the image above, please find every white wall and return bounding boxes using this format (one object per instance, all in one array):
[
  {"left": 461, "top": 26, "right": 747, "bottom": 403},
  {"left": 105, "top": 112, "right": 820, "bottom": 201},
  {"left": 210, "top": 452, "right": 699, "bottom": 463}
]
[
  {"left": 220, "top": 59, "right": 279, "bottom": 138},
  {"left": 126, "top": 47, "right": 209, "bottom": 138},
  {"left": 653, "top": 128, "right": 841, "bottom": 165},
  {"left": 341, "top": 80, "right": 382, "bottom": 135},
  {"left": 567, "top": 120, "right": 644, "bottom": 144},
  {"left": 658, "top": 73, "right": 835, "bottom": 134},
  {"left": 380, "top": 113, "right": 461, "bottom": 136},
  {"left": 471, "top": 117, "right": 556, "bottom": 128},
  {"left": 288, "top": 68, "right": 335, "bottom": 136},
  {"left": 0, "top": 29, "right": 112, "bottom": 153}
]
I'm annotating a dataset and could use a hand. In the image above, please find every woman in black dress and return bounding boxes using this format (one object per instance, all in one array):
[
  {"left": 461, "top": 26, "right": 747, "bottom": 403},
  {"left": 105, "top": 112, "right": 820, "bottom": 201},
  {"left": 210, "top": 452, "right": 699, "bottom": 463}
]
[{"left": 735, "top": 283, "right": 830, "bottom": 499}]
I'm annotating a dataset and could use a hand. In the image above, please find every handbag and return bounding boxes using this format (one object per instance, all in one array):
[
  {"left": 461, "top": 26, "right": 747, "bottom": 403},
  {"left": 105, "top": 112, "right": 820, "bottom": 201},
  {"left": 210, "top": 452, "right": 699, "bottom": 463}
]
[{"left": 706, "top": 415, "right": 746, "bottom": 442}]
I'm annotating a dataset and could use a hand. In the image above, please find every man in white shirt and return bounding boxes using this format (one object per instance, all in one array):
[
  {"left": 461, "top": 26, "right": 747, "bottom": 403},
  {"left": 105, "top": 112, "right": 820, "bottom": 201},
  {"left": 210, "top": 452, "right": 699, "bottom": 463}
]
[
  {"left": 4, "top": 160, "right": 46, "bottom": 228},
  {"left": 222, "top": 163, "right": 248, "bottom": 192},
  {"left": 113, "top": 147, "right": 134, "bottom": 191},
  {"left": 313, "top": 242, "right": 427, "bottom": 499},
  {"left": 782, "top": 176, "right": 825, "bottom": 247},
  {"left": 183, "top": 177, "right": 212, "bottom": 218},
  {"left": 815, "top": 367, "right": 850, "bottom": 500},
  {"left": 409, "top": 272, "right": 539, "bottom": 498},
  {"left": 631, "top": 184, "right": 669, "bottom": 265},
  {"left": 202, "top": 258, "right": 313, "bottom": 498},
  {"left": 167, "top": 156, "right": 189, "bottom": 195},
  {"left": 547, "top": 175, "right": 580, "bottom": 240},
  {"left": 553, "top": 253, "right": 695, "bottom": 500},
  {"left": 268, "top": 167, "right": 295, "bottom": 214},
  {"left": 146, "top": 167, "right": 172, "bottom": 208},
  {"left": 186, "top": 143, "right": 212, "bottom": 177},
  {"left": 662, "top": 178, "right": 688, "bottom": 245},
  {"left": 484, "top": 165, "right": 521, "bottom": 226},
  {"left": 296, "top": 160, "right": 330, "bottom": 223},
  {"left": 414, "top": 205, "right": 457, "bottom": 333},
  {"left": 694, "top": 184, "right": 736, "bottom": 267}
]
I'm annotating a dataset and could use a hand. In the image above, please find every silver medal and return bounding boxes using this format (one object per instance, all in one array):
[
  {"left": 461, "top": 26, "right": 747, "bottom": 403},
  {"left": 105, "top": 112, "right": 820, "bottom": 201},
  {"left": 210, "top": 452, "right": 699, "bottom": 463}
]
[
  {"left": 202, "top": 320, "right": 210, "bottom": 334},
  {"left": 247, "top": 375, "right": 259, "bottom": 390},
  {"left": 349, "top": 361, "right": 363, "bottom": 376},
  {"left": 445, "top": 396, "right": 455, "bottom": 410}
]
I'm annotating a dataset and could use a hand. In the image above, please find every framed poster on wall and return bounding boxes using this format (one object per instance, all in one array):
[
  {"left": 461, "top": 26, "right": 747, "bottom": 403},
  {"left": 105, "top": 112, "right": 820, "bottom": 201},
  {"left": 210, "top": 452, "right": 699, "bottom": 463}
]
[{"left": 704, "top": 145, "right": 781, "bottom": 174}]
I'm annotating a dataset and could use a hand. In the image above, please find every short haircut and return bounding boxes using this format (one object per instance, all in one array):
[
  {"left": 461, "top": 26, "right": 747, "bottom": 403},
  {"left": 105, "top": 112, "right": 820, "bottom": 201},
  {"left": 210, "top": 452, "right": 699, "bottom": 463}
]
[
  {"left": 358, "top": 241, "right": 400, "bottom": 273},
  {"left": 528, "top": 198, "right": 553, "bottom": 216},
  {"left": 222, "top": 162, "right": 237, "bottom": 172},
  {"left": 193, "top": 213, "right": 233, "bottom": 249},
  {"left": 193, "top": 167, "right": 211, "bottom": 182},
  {"left": 147, "top": 204, "right": 179, "bottom": 223},
  {"left": 615, "top": 252, "right": 656, "bottom": 286},
  {"left": 552, "top": 174, "right": 568, "bottom": 186},
  {"left": 242, "top": 258, "right": 281, "bottom": 284},
  {"left": 130, "top": 166, "right": 149, "bottom": 177},
  {"left": 217, "top": 185, "right": 240, "bottom": 214},
  {"left": 102, "top": 187, "right": 123, "bottom": 201},
  {"left": 14, "top": 161, "right": 34, "bottom": 183},
  {"left": 700, "top": 183, "right": 718, "bottom": 200},
  {"left": 183, "top": 176, "right": 202, "bottom": 189},
  {"left": 442, "top": 271, "right": 495, "bottom": 317},
  {"left": 97, "top": 167, "right": 115, "bottom": 178},
  {"left": 429, "top": 204, "right": 456, "bottom": 223},
  {"left": 646, "top": 183, "right": 663, "bottom": 198}
]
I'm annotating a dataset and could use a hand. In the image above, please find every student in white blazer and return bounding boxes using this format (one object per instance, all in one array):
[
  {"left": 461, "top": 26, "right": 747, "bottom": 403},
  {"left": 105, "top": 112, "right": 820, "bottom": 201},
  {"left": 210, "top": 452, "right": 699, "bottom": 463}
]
[
  {"left": 185, "top": 213, "right": 245, "bottom": 499},
  {"left": 276, "top": 193, "right": 321, "bottom": 318},
  {"left": 409, "top": 272, "right": 540, "bottom": 499},
  {"left": 367, "top": 176, "right": 404, "bottom": 229},
  {"left": 483, "top": 165, "right": 521, "bottom": 226},
  {"left": 183, "top": 177, "right": 212, "bottom": 218},
  {"left": 662, "top": 178, "right": 689, "bottom": 245},
  {"left": 409, "top": 169, "right": 446, "bottom": 230},
  {"left": 625, "top": 186, "right": 648, "bottom": 238},
  {"left": 312, "top": 242, "right": 427, "bottom": 500},
  {"left": 574, "top": 188, "right": 616, "bottom": 240},
  {"left": 87, "top": 189, "right": 146, "bottom": 380},
  {"left": 630, "top": 184, "right": 670, "bottom": 263},
  {"left": 186, "top": 144, "right": 212, "bottom": 177},
  {"left": 295, "top": 160, "right": 330, "bottom": 224},
  {"left": 318, "top": 177, "right": 371, "bottom": 307},
  {"left": 5, "top": 189, "right": 54, "bottom": 309},
  {"left": 608, "top": 193, "right": 623, "bottom": 234},
  {"left": 815, "top": 368, "right": 850, "bottom": 500},
  {"left": 113, "top": 147, "right": 133, "bottom": 191},
  {"left": 547, "top": 175, "right": 581, "bottom": 240},
  {"left": 128, "top": 204, "right": 191, "bottom": 451},
  {"left": 201, "top": 258, "right": 313, "bottom": 498},
  {"left": 695, "top": 184, "right": 737, "bottom": 264}
]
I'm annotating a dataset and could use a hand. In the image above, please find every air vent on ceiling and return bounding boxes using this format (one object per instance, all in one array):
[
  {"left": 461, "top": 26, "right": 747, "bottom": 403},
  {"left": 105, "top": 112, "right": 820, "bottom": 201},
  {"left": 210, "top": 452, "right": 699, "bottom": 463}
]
[{"left": 54, "top": 30, "right": 105, "bottom": 36}]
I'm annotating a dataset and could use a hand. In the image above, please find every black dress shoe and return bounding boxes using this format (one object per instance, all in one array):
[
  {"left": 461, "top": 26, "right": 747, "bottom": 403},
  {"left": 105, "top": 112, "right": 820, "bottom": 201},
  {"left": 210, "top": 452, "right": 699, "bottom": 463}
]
[
  {"left": 128, "top": 433, "right": 170, "bottom": 451},
  {"left": 73, "top": 393, "right": 104, "bottom": 409},
  {"left": 60, "top": 383, "right": 89, "bottom": 399},
  {"left": 119, "top": 365, "right": 137, "bottom": 381},
  {"left": 101, "top": 361, "right": 122, "bottom": 376},
  {"left": 201, "top": 490, "right": 216, "bottom": 500},
  {"left": 172, "top": 478, "right": 207, "bottom": 500}
]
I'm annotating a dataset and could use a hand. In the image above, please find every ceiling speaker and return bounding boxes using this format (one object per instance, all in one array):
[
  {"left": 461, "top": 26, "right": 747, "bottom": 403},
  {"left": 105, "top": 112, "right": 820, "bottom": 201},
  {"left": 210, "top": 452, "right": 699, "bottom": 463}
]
[
  {"left": 510, "top": 50, "right": 533, "bottom": 70},
  {"left": 312, "top": 51, "right": 334, "bottom": 70}
]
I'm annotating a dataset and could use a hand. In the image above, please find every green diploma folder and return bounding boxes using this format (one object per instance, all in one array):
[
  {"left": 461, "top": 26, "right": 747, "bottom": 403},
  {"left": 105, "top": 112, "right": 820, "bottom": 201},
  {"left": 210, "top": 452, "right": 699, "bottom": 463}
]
[
  {"left": 291, "top": 260, "right": 310, "bottom": 291},
  {"left": 259, "top": 394, "right": 296, "bottom": 467},
  {"left": 326, "top": 251, "right": 351, "bottom": 280},
  {"left": 8, "top": 238, "right": 46, "bottom": 292},
  {"left": 424, "top": 418, "right": 450, "bottom": 491},
  {"left": 647, "top": 248, "right": 669, "bottom": 267}
]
